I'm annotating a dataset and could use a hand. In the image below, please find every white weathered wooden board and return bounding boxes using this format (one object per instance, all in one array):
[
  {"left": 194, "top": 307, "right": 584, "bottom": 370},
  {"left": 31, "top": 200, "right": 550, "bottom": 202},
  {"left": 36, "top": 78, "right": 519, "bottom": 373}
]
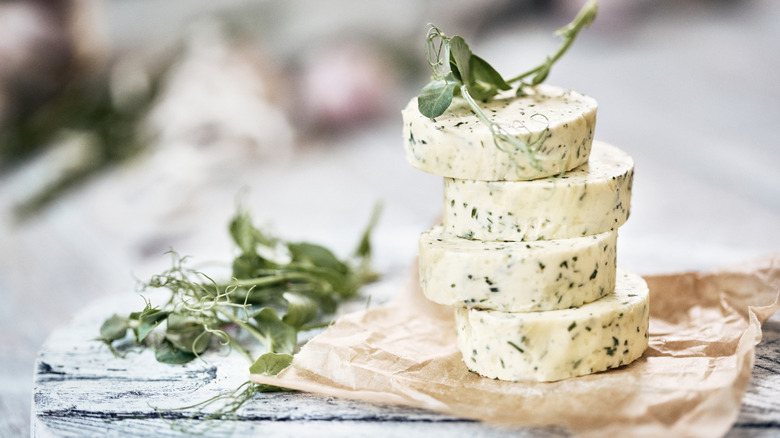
[{"left": 33, "top": 289, "right": 780, "bottom": 437}]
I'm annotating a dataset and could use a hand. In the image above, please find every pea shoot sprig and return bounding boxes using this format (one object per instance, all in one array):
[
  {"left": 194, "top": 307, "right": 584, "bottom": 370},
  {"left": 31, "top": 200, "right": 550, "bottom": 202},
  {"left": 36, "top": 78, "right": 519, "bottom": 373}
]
[
  {"left": 99, "top": 203, "right": 381, "bottom": 382},
  {"left": 418, "top": 0, "right": 597, "bottom": 119},
  {"left": 417, "top": 0, "right": 598, "bottom": 167}
]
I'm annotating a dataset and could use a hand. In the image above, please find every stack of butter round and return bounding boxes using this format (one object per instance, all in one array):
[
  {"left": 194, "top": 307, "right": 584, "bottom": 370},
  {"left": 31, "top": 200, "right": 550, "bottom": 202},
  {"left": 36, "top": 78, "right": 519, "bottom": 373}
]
[{"left": 403, "top": 85, "right": 649, "bottom": 382}]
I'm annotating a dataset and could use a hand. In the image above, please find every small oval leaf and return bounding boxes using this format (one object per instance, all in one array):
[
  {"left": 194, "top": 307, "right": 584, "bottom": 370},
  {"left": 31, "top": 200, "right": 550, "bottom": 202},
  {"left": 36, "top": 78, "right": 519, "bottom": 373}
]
[
  {"left": 448, "top": 36, "right": 472, "bottom": 85},
  {"left": 155, "top": 340, "right": 197, "bottom": 364},
  {"left": 418, "top": 79, "right": 456, "bottom": 118},
  {"left": 253, "top": 307, "right": 297, "bottom": 354},
  {"left": 282, "top": 291, "right": 319, "bottom": 328},
  {"left": 249, "top": 352, "right": 293, "bottom": 376},
  {"left": 470, "top": 55, "right": 510, "bottom": 90},
  {"left": 100, "top": 314, "right": 128, "bottom": 342}
]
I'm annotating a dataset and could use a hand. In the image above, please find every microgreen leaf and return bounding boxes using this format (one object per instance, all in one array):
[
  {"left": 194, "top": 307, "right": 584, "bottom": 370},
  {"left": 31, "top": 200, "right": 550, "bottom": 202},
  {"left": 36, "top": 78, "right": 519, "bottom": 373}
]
[
  {"left": 165, "top": 313, "right": 211, "bottom": 354},
  {"left": 232, "top": 253, "right": 276, "bottom": 280},
  {"left": 470, "top": 55, "right": 510, "bottom": 90},
  {"left": 100, "top": 314, "right": 129, "bottom": 342},
  {"left": 418, "top": 79, "right": 457, "bottom": 118},
  {"left": 353, "top": 202, "right": 382, "bottom": 259},
  {"left": 448, "top": 36, "right": 472, "bottom": 85},
  {"left": 469, "top": 54, "right": 511, "bottom": 101},
  {"left": 155, "top": 339, "right": 197, "bottom": 364},
  {"left": 288, "top": 242, "right": 348, "bottom": 274},
  {"left": 249, "top": 352, "right": 293, "bottom": 376},
  {"left": 229, "top": 209, "right": 276, "bottom": 255},
  {"left": 282, "top": 291, "right": 319, "bottom": 329},
  {"left": 229, "top": 211, "right": 256, "bottom": 255},
  {"left": 136, "top": 308, "right": 169, "bottom": 343},
  {"left": 307, "top": 288, "right": 338, "bottom": 314},
  {"left": 253, "top": 308, "right": 297, "bottom": 355},
  {"left": 93, "top": 202, "right": 381, "bottom": 429},
  {"left": 97, "top": 203, "right": 378, "bottom": 371}
]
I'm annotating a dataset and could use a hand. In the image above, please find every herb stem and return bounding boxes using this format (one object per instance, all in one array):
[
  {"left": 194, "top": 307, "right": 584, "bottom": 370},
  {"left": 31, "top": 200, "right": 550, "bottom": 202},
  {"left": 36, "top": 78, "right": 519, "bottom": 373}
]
[
  {"left": 300, "top": 321, "right": 333, "bottom": 331},
  {"left": 227, "top": 272, "right": 321, "bottom": 289},
  {"left": 507, "top": 65, "right": 545, "bottom": 86},
  {"left": 215, "top": 308, "right": 268, "bottom": 350},
  {"left": 226, "top": 335, "right": 254, "bottom": 363},
  {"left": 506, "top": 0, "right": 598, "bottom": 85}
]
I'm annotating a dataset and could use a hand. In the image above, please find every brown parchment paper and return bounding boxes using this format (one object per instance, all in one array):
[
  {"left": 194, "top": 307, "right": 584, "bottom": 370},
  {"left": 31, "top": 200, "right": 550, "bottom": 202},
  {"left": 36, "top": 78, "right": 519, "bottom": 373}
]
[{"left": 251, "top": 254, "right": 780, "bottom": 437}]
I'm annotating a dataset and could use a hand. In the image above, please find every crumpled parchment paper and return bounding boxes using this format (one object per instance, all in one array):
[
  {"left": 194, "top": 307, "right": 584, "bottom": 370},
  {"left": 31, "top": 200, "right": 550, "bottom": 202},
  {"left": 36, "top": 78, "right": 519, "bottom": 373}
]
[{"left": 251, "top": 254, "right": 780, "bottom": 437}]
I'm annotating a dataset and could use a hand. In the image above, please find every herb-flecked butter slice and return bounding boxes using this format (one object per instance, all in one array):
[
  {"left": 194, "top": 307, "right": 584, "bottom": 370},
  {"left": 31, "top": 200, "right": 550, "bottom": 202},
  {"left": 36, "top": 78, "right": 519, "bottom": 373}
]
[
  {"left": 419, "top": 226, "right": 616, "bottom": 312},
  {"left": 443, "top": 141, "right": 633, "bottom": 241},
  {"left": 402, "top": 84, "right": 597, "bottom": 181},
  {"left": 455, "top": 268, "right": 649, "bottom": 382}
]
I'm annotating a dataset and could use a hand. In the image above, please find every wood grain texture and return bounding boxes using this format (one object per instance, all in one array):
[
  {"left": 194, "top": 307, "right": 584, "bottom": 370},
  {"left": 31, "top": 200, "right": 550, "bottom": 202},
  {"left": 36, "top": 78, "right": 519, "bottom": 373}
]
[{"left": 32, "top": 292, "right": 780, "bottom": 437}]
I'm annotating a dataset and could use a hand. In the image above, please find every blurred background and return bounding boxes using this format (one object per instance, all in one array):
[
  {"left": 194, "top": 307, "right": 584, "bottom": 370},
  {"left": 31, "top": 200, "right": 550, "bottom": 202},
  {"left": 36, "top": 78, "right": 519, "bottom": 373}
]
[{"left": 1, "top": 0, "right": 779, "bottom": 435}]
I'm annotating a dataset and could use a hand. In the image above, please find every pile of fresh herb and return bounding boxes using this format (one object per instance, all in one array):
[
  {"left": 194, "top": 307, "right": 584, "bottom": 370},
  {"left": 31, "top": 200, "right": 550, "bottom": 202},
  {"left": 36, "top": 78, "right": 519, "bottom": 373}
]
[
  {"left": 417, "top": 0, "right": 598, "bottom": 168},
  {"left": 99, "top": 204, "right": 380, "bottom": 385}
]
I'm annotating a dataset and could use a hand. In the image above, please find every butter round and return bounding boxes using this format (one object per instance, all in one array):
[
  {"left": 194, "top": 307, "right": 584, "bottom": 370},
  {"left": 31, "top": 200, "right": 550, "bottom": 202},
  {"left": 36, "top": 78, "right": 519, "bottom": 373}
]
[
  {"left": 443, "top": 141, "right": 633, "bottom": 241},
  {"left": 402, "top": 84, "right": 597, "bottom": 181},
  {"left": 455, "top": 268, "right": 649, "bottom": 382},
  {"left": 419, "top": 226, "right": 616, "bottom": 312}
]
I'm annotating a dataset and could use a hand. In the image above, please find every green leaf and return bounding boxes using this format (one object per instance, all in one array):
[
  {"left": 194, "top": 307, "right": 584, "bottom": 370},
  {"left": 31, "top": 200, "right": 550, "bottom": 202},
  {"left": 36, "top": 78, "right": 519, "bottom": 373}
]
[
  {"left": 165, "top": 313, "right": 211, "bottom": 354},
  {"left": 229, "top": 283, "right": 286, "bottom": 306},
  {"left": 417, "top": 79, "right": 456, "bottom": 118},
  {"left": 471, "top": 55, "right": 510, "bottom": 89},
  {"left": 288, "top": 242, "right": 348, "bottom": 274},
  {"left": 136, "top": 308, "right": 169, "bottom": 343},
  {"left": 253, "top": 308, "right": 297, "bottom": 354},
  {"left": 353, "top": 202, "right": 382, "bottom": 259},
  {"left": 305, "top": 288, "right": 338, "bottom": 314},
  {"left": 448, "top": 59, "right": 461, "bottom": 83},
  {"left": 229, "top": 211, "right": 255, "bottom": 254},
  {"left": 249, "top": 352, "right": 293, "bottom": 376},
  {"left": 155, "top": 339, "right": 197, "bottom": 364},
  {"left": 232, "top": 252, "right": 276, "bottom": 280},
  {"left": 288, "top": 262, "right": 342, "bottom": 289},
  {"left": 100, "top": 314, "right": 128, "bottom": 342},
  {"left": 448, "top": 36, "right": 472, "bottom": 85},
  {"left": 469, "top": 54, "right": 511, "bottom": 101},
  {"left": 229, "top": 209, "right": 276, "bottom": 255},
  {"left": 281, "top": 291, "right": 319, "bottom": 328},
  {"left": 531, "top": 63, "right": 551, "bottom": 85}
]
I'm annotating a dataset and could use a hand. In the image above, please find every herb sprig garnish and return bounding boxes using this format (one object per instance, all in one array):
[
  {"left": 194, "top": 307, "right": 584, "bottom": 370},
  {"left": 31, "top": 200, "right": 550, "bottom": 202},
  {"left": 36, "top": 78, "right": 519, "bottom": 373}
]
[
  {"left": 417, "top": 0, "right": 598, "bottom": 168},
  {"left": 99, "top": 203, "right": 380, "bottom": 381},
  {"left": 418, "top": 0, "right": 597, "bottom": 118}
]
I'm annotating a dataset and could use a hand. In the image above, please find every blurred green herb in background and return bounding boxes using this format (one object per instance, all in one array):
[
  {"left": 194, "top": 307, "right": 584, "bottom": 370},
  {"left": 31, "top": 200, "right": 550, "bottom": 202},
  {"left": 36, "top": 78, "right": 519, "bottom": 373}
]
[{"left": 0, "top": 61, "right": 172, "bottom": 219}]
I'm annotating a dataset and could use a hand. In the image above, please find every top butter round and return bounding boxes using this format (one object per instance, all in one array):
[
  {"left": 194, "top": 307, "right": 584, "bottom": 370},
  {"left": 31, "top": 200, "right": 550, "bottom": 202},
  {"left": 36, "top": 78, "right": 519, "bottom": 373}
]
[{"left": 402, "top": 84, "right": 598, "bottom": 181}]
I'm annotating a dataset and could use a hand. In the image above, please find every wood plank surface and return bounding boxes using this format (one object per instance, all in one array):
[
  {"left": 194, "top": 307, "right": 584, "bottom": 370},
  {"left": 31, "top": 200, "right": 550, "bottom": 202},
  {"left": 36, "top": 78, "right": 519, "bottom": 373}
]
[{"left": 32, "top": 289, "right": 780, "bottom": 437}]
